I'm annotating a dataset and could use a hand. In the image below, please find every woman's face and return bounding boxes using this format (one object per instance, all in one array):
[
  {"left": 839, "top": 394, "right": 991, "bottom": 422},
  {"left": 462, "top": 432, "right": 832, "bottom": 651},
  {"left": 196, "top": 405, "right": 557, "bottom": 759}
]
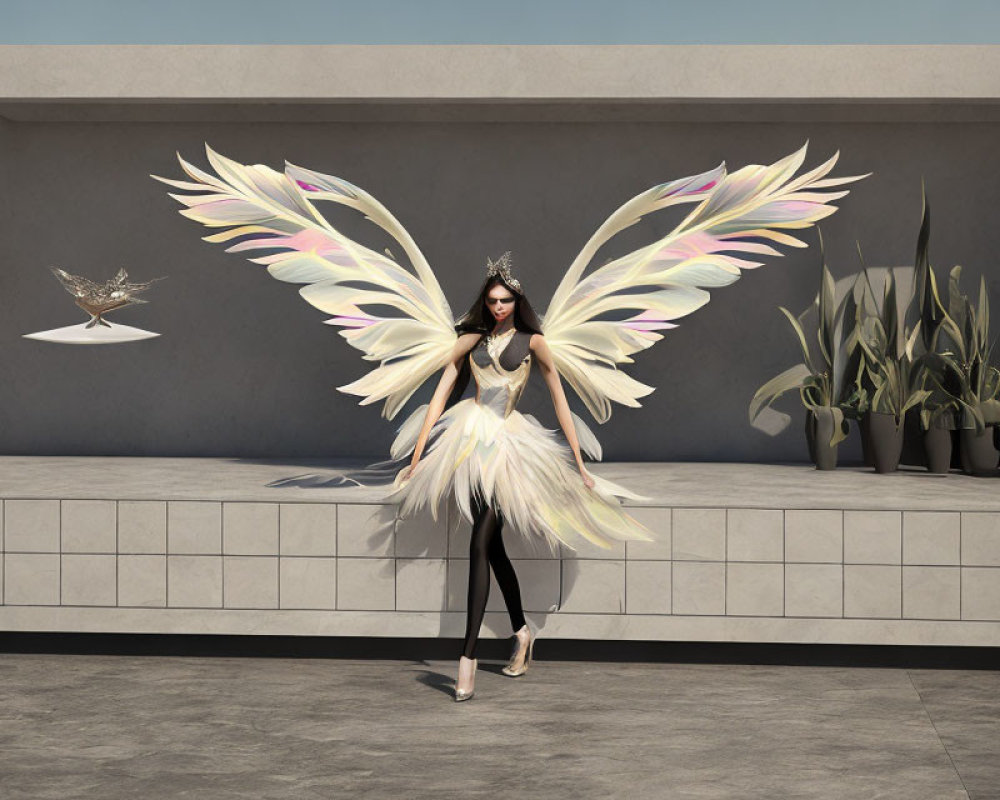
[{"left": 485, "top": 284, "right": 516, "bottom": 324}]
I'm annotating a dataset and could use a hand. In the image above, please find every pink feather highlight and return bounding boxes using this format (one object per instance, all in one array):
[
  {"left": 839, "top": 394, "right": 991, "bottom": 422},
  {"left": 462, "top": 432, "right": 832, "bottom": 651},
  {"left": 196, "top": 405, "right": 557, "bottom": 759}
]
[
  {"left": 622, "top": 311, "right": 677, "bottom": 331},
  {"left": 328, "top": 315, "right": 377, "bottom": 328},
  {"left": 224, "top": 229, "right": 346, "bottom": 257}
]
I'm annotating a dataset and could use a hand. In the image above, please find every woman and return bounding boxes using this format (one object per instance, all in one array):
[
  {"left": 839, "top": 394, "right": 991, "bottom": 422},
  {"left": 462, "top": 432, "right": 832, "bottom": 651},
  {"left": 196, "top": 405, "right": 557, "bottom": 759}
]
[
  {"left": 159, "top": 146, "right": 860, "bottom": 703},
  {"left": 389, "top": 255, "right": 649, "bottom": 702}
]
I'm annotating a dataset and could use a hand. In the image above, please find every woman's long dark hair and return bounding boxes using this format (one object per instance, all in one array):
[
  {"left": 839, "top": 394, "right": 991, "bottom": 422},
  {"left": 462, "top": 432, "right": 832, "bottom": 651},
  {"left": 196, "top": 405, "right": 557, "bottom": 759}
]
[{"left": 445, "top": 275, "right": 543, "bottom": 409}]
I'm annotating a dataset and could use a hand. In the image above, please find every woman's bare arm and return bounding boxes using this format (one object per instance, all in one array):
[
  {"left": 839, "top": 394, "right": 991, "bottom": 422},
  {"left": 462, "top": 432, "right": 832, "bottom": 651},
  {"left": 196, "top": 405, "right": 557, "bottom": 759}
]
[
  {"left": 530, "top": 333, "right": 595, "bottom": 489},
  {"left": 408, "top": 333, "right": 481, "bottom": 470}
]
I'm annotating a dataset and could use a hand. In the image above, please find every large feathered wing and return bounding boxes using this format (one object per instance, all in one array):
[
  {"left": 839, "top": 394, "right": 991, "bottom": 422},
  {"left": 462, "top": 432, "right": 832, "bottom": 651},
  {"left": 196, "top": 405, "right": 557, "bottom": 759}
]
[
  {"left": 541, "top": 143, "right": 867, "bottom": 424},
  {"left": 154, "top": 146, "right": 457, "bottom": 420}
]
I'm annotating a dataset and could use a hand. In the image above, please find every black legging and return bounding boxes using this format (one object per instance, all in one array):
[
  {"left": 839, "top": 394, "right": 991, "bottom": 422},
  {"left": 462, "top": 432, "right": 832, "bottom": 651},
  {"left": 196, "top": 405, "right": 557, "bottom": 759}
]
[{"left": 462, "top": 494, "right": 527, "bottom": 659}]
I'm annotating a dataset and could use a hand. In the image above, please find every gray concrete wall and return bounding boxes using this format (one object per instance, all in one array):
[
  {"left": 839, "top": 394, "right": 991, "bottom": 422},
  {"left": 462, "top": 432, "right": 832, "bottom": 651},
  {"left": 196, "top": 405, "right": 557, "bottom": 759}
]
[
  {"left": 1, "top": 107, "right": 999, "bottom": 460},
  {"left": 2, "top": 45, "right": 1000, "bottom": 101}
]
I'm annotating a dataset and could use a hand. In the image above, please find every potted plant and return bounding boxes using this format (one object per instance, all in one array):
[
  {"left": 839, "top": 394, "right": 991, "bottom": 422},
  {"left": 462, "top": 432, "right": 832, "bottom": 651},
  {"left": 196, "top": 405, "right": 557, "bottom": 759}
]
[
  {"left": 855, "top": 268, "right": 931, "bottom": 473},
  {"left": 923, "top": 266, "right": 1000, "bottom": 474},
  {"left": 839, "top": 269, "right": 876, "bottom": 466},
  {"left": 920, "top": 400, "right": 959, "bottom": 474},
  {"left": 750, "top": 251, "right": 850, "bottom": 470},
  {"left": 908, "top": 191, "right": 958, "bottom": 473}
]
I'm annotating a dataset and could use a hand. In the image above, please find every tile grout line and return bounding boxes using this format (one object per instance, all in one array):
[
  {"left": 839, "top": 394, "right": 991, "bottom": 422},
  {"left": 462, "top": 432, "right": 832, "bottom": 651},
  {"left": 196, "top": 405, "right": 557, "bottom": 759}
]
[
  {"left": 905, "top": 670, "right": 972, "bottom": 798},
  {"left": 841, "top": 509, "right": 845, "bottom": 618},
  {"left": 221, "top": 503, "right": 226, "bottom": 610},
  {"left": 0, "top": 601, "right": 996, "bottom": 621},
  {"left": 165, "top": 502, "right": 170, "bottom": 608},
  {"left": 58, "top": 500, "right": 62, "bottom": 605},
  {"left": 332, "top": 503, "right": 338, "bottom": 610},
  {"left": 277, "top": 504, "right": 282, "bottom": 611},
  {"left": 623, "top": 533, "right": 628, "bottom": 615},
  {"left": 334, "top": 503, "right": 340, "bottom": 611},
  {"left": 781, "top": 509, "right": 786, "bottom": 617},
  {"left": 901, "top": 512, "right": 906, "bottom": 619},
  {"left": 669, "top": 507, "right": 674, "bottom": 616},
  {"left": 559, "top": 552, "right": 564, "bottom": 614},
  {"left": 445, "top": 503, "right": 451, "bottom": 614},
  {"left": 958, "top": 512, "right": 963, "bottom": 620},
  {"left": 392, "top": 504, "right": 397, "bottom": 612},
  {"left": 115, "top": 501, "right": 119, "bottom": 608},
  {"left": 723, "top": 508, "right": 729, "bottom": 615}
]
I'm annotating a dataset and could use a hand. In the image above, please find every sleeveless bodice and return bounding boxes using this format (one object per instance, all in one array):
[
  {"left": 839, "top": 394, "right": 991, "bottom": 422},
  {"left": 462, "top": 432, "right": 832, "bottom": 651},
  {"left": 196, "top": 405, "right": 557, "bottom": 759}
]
[{"left": 469, "top": 330, "right": 532, "bottom": 417}]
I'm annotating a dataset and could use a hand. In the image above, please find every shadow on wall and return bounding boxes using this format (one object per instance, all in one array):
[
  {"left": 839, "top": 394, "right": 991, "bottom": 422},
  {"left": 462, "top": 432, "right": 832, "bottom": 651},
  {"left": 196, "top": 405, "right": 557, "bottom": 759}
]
[{"left": 336, "top": 502, "right": 577, "bottom": 639}]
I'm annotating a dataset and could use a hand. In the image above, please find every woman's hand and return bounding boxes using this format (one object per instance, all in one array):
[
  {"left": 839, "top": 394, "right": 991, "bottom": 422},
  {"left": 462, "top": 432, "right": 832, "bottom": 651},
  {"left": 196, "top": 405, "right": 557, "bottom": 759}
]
[
  {"left": 395, "top": 462, "right": 417, "bottom": 487},
  {"left": 579, "top": 467, "right": 595, "bottom": 490}
]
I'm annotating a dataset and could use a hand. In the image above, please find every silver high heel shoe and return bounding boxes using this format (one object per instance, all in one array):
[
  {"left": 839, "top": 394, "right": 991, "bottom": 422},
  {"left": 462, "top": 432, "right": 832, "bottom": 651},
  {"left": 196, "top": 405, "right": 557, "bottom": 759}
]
[
  {"left": 502, "top": 625, "right": 534, "bottom": 677},
  {"left": 455, "top": 657, "right": 477, "bottom": 702}
]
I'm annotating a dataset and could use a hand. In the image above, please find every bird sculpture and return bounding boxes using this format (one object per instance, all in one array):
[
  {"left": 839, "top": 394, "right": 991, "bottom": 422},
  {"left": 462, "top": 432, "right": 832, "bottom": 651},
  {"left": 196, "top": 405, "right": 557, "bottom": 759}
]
[
  {"left": 51, "top": 267, "right": 161, "bottom": 328},
  {"left": 24, "top": 267, "right": 165, "bottom": 345}
]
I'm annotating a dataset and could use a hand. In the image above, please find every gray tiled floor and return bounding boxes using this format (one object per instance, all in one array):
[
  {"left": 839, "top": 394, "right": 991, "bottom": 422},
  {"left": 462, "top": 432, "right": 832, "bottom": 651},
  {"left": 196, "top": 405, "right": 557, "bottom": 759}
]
[{"left": 0, "top": 655, "right": 995, "bottom": 799}]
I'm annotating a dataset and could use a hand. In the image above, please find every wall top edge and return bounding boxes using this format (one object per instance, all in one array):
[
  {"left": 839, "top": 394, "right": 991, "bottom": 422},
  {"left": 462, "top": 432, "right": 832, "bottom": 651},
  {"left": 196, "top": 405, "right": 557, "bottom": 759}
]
[
  {"left": 1, "top": 45, "right": 999, "bottom": 101},
  {"left": 2, "top": 44, "right": 998, "bottom": 51}
]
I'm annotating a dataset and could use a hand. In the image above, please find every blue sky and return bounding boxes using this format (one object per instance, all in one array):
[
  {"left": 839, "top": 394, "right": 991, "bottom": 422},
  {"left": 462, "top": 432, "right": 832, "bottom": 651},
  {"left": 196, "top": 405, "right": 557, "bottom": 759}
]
[{"left": 0, "top": 0, "right": 996, "bottom": 44}]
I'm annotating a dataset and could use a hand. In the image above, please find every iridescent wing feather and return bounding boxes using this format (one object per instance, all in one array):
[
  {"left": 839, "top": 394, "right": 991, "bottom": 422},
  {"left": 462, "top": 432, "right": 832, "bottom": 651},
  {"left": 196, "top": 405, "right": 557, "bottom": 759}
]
[
  {"left": 154, "top": 146, "right": 457, "bottom": 419},
  {"left": 541, "top": 143, "right": 867, "bottom": 423}
]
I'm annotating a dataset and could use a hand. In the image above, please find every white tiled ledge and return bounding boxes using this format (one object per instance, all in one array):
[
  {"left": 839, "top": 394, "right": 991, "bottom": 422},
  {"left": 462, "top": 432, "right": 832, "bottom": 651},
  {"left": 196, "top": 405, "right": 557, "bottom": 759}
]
[{"left": 1, "top": 499, "right": 999, "bottom": 645}]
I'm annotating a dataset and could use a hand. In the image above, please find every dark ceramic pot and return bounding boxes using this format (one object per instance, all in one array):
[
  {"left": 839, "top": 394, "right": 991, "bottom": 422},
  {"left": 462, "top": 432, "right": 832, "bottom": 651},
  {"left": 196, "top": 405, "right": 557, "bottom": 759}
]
[
  {"left": 858, "top": 413, "right": 875, "bottom": 468},
  {"left": 804, "top": 413, "right": 816, "bottom": 465},
  {"left": 923, "top": 426, "right": 952, "bottom": 474},
  {"left": 899, "top": 408, "right": 927, "bottom": 468},
  {"left": 867, "top": 412, "right": 904, "bottom": 473},
  {"left": 805, "top": 409, "right": 838, "bottom": 471},
  {"left": 960, "top": 427, "right": 999, "bottom": 475}
]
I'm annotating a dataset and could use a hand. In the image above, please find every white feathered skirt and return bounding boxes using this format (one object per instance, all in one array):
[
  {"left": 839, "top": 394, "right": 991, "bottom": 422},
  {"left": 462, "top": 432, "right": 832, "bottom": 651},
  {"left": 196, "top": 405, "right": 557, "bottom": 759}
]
[{"left": 386, "top": 398, "right": 652, "bottom": 552}]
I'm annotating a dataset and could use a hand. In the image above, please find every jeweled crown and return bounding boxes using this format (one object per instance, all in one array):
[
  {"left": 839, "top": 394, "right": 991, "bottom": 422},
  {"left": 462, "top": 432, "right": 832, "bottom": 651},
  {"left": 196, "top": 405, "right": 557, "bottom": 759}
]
[{"left": 485, "top": 251, "right": 522, "bottom": 293}]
